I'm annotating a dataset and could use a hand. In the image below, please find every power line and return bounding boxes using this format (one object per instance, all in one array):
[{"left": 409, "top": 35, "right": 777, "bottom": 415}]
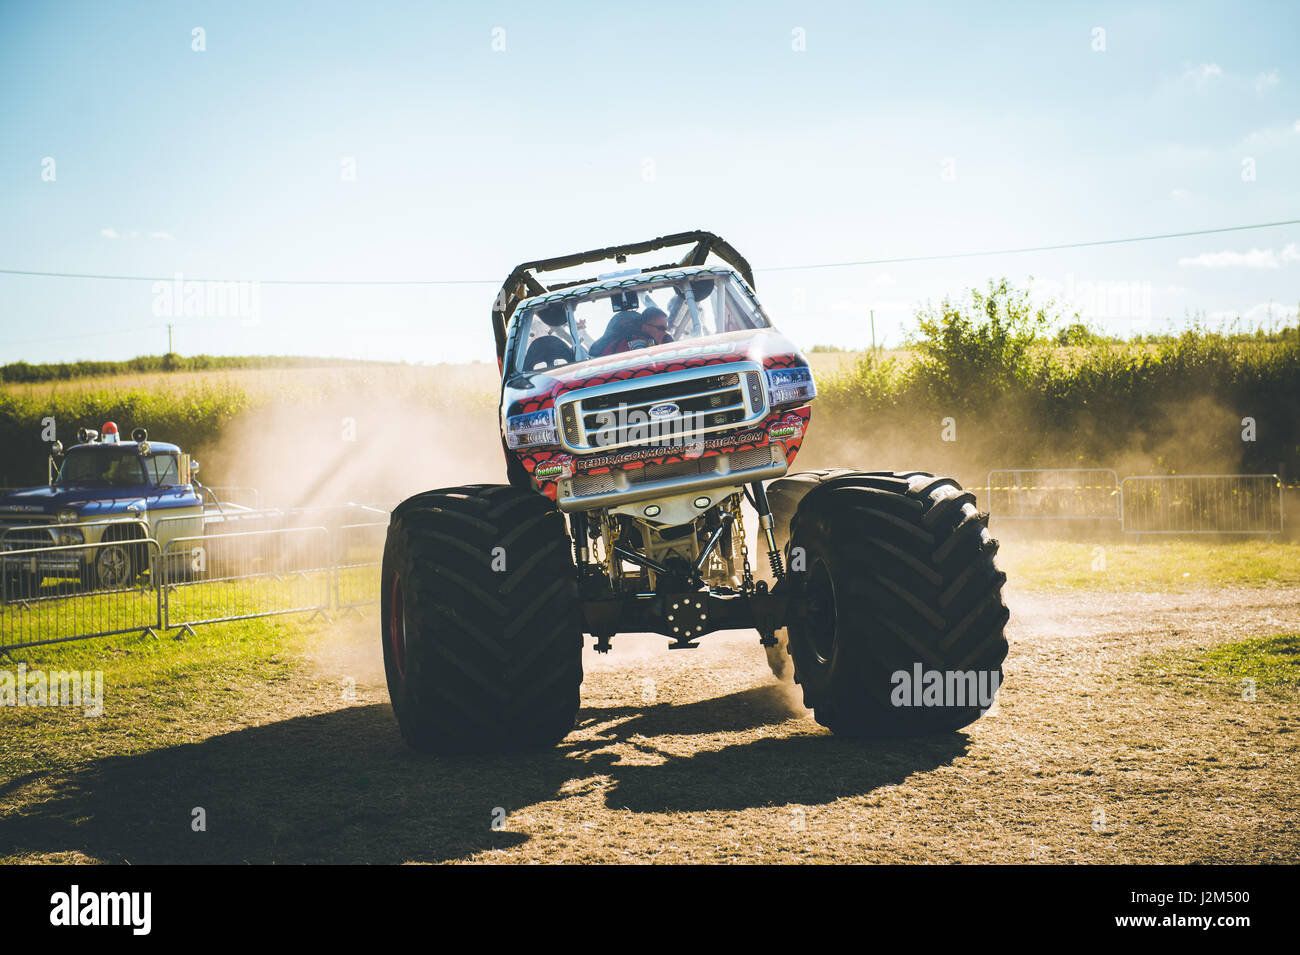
[
  {"left": 760, "top": 218, "right": 1300, "bottom": 272},
  {"left": 0, "top": 269, "right": 497, "bottom": 286},
  {"left": 0, "top": 325, "right": 162, "bottom": 348},
  {"left": 0, "top": 218, "right": 1297, "bottom": 287}
]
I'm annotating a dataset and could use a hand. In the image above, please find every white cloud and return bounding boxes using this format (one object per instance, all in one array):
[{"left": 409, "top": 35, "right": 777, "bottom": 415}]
[
  {"left": 1172, "top": 63, "right": 1282, "bottom": 97},
  {"left": 1254, "top": 70, "right": 1280, "bottom": 92},
  {"left": 871, "top": 272, "right": 896, "bottom": 287},
  {"left": 1294, "top": 119, "right": 1300, "bottom": 133},
  {"left": 1186, "top": 62, "right": 1222, "bottom": 81},
  {"left": 1240, "top": 122, "right": 1297, "bottom": 149},
  {"left": 1170, "top": 187, "right": 1190, "bottom": 199},
  {"left": 100, "top": 227, "right": 170, "bottom": 240},
  {"left": 1178, "top": 62, "right": 1223, "bottom": 90},
  {"left": 1177, "top": 246, "right": 1292, "bottom": 269}
]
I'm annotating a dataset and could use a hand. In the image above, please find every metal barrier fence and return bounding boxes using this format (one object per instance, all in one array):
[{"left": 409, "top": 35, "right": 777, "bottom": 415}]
[
  {"left": 986, "top": 469, "right": 1121, "bottom": 521},
  {"left": 204, "top": 485, "right": 262, "bottom": 509},
  {"left": 1, "top": 539, "right": 162, "bottom": 650},
  {"left": 1, "top": 474, "right": 1292, "bottom": 650},
  {"left": 158, "top": 527, "right": 334, "bottom": 633},
  {"left": 1, "top": 518, "right": 384, "bottom": 651},
  {"left": 1119, "top": 474, "right": 1284, "bottom": 537},
  {"left": 1, "top": 517, "right": 154, "bottom": 550},
  {"left": 334, "top": 522, "right": 387, "bottom": 611}
]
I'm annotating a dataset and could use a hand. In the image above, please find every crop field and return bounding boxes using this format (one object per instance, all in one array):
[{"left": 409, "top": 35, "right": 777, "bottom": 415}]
[{"left": 2, "top": 539, "right": 1297, "bottom": 864}]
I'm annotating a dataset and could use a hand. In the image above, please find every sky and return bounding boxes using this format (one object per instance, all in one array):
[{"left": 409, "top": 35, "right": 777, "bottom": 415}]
[{"left": 2, "top": 0, "right": 1298, "bottom": 364}]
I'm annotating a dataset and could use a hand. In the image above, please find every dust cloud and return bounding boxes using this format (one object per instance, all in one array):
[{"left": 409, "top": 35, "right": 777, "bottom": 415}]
[
  {"left": 190, "top": 360, "right": 1254, "bottom": 514},
  {"left": 791, "top": 391, "right": 1253, "bottom": 491},
  {"left": 192, "top": 365, "right": 505, "bottom": 510},
  {"left": 187, "top": 361, "right": 1264, "bottom": 705}
]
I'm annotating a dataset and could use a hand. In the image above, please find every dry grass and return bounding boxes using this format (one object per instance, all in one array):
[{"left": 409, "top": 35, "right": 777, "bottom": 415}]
[
  {"left": 2, "top": 581, "right": 1297, "bottom": 864},
  {"left": 995, "top": 539, "right": 1300, "bottom": 591},
  {"left": 0, "top": 362, "right": 501, "bottom": 401}
]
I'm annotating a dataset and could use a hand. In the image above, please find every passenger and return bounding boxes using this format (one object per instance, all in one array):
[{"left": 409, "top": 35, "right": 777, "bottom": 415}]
[
  {"left": 589, "top": 309, "right": 642, "bottom": 357},
  {"left": 606, "top": 306, "right": 672, "bottom": 354}
]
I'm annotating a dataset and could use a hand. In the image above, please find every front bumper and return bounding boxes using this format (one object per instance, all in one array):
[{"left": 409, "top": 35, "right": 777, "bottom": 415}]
[
  {"left": 0, "top": 551, "right": 87, "bottom": 575},
  {"left": 555, "top": 442, "right": 788, "bottom": 512},
  {"left": 0, "top": 522, "right": 94, "bottom": 575}
]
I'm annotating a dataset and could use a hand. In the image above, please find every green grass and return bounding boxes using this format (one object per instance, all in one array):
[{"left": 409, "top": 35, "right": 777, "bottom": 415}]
[
  {"left": 1, "top": 568, "right": 364, "bottom": 647},
  {"left": 0, "top": 612, "right": 313, "bottom": 783},
  {"left": 1197, "top": 633, "right": 1300, "bottom": 689},
  {"left": 1138, "top": 632, "right": 1300, "bottom": 704},
  {"left": 997, "top": 540, "right": 1300, "bottom": 591},
  {"left": 0, "top": 353, "right": 386, "bottom": 384},
  {"left": 1, "top": 566, "right": 374, "bottom": 789}
]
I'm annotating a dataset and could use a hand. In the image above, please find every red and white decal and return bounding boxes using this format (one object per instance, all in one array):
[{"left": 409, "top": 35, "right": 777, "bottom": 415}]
[
  {"left": 767, "top": 412, "right": 805, "bottom": 443},
  {"left": 532, "top": 453, "right": 575, "bottom": 481}
]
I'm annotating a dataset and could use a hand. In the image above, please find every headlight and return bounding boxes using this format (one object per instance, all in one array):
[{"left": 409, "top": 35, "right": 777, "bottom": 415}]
[
  {"left": 766, "top": 366, "right": 816, "bottom": 406},
  {"left": 505, "top": 409, "right": 560, "bottom": 449},
  {"left": 56, "top": 508, "right": 79, "bottom": 524}
]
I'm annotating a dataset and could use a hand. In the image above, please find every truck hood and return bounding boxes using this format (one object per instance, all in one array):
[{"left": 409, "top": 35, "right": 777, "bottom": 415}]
[
  {"left": 503, "top": 328, "right": 808, "bottom": 415},
  {"left": 0, "top": 484, "right": 145, "bottom": 517}
]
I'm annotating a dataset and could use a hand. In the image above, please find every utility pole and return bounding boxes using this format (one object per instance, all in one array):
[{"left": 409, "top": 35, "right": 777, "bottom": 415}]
[
  {"left": 870, "top": 310, "right": 876, "bottom": 353},
  {"left": 167, "top": 323, "right": 174, "bottom": 354}
]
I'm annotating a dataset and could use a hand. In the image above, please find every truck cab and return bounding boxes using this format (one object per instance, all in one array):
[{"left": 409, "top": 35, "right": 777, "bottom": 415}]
[
  {"left": 500, "top": 264, "right": 815, "bottom": 523},
  {"left": 0, "top": 423, "right": 204, "bottom": 593}
]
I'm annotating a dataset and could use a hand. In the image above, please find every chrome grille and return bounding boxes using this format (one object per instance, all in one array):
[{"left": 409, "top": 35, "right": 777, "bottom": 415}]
[
  {"left": 0, "top": 512, "right": 53, "bottom": 523},
  {"left": 558, "top": 364, "right": 767, "bottom": 453},
  {"left": 569, "top": 472, "right": 619, "bottom": 497},
  {"left": 1, "top": 527, "right": 56, "bottom": 549},
  {"left": 560, "top": 403, "right": 581, "bottom": 445},
  {"left": 745, "top": 372, "right": 763, "bottom": 413},
  {"left": 728, "top": 446, "right": 775, "bottom": 472}
]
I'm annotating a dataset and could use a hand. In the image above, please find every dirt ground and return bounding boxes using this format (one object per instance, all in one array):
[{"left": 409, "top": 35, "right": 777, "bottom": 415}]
[{"left": 3, "top": 583, "right": 1297, "bottom": 864}]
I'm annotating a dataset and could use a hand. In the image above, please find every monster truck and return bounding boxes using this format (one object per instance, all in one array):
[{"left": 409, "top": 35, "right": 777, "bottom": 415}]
[
  {"left": 0, "top": 423, "right": 205, "bottom": 598},
  {"left": 381, "top": 231, "right": 1008, "bottom": 754}
]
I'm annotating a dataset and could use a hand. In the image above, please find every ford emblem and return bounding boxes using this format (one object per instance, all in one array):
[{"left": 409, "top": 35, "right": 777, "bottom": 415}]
[{"left": 648, "top": 402, "right": 680, "bottom": 419}]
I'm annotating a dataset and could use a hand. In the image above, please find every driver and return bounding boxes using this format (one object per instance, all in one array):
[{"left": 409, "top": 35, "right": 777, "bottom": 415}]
[{"left": 606, "top": 306, "right": 672, "bottom": 354}]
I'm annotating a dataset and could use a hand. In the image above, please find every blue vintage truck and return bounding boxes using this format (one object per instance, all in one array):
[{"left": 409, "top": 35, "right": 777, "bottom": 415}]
[{"left": 0, "top": 422, "right": 206, "bottom": 593}]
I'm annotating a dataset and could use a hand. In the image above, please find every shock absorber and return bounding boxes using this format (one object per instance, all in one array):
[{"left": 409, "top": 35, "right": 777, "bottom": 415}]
[
  {"left": 750, "top": 481, "right": 784, "bottom": 580},
  {"left": 569, "top": 512, "right": 589, "bottom": 567}
]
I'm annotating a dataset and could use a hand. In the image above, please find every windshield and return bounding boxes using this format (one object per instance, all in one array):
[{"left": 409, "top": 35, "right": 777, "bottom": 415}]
[
  {"left": 515, "top": 273, "right": 768, "bottom": 373},
  {"left": 56, "top": 448, "right": 148, "bottom": 487},
  {"left": 144, "top": 452, "right": 180, "bottom": 485}
]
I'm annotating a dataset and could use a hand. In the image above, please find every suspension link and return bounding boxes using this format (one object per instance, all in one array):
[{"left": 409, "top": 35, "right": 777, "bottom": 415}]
[
  {"left": 729, "top": 494, "right": 755, "bottom": 593},
  {"left": 750, "top": 480, "right": 785, "bottom": 581}
]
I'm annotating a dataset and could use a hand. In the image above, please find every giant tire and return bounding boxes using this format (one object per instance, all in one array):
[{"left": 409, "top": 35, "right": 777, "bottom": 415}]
[
  {"left": 783, "top": 471, "right": 1009, "bottom": 736},
  {"left": 762, "top": 469, "right": 857, "bottom": 680},
  {"left": 380, "top": 484, "right": 583, "bottom": 754}
]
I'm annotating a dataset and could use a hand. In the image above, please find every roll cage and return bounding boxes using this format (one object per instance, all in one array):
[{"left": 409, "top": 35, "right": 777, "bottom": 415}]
[{"left": 491, "top": 230, "right": 756, "bottom": 365}]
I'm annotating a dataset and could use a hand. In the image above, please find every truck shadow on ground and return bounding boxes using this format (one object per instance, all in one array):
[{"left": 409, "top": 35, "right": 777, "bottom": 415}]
[{"left": 0, "top": 686, "right": 968, "bottom": 863}]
